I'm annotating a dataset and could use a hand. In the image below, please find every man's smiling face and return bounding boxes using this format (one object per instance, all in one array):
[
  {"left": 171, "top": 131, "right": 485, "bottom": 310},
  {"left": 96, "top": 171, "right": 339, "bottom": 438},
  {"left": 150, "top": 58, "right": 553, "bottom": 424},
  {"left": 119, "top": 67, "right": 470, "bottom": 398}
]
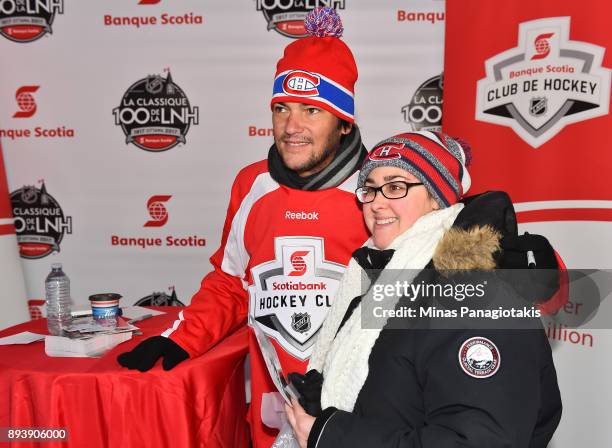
[{"left": 272, "top": 102, "right": 351, "bottom": 177}]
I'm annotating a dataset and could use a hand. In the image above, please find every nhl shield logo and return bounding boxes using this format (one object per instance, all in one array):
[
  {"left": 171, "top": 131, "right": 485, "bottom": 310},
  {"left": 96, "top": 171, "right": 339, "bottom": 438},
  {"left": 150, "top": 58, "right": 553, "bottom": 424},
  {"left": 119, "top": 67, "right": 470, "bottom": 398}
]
[
  {"left": 21, "top": 185, "right": 39, "bottom": 205},
  {"left": 291, "top": 312, "right": 311, "bottom": 333},
  {"left": 529, "top": 97, "right": 547, "bottom": 117}
]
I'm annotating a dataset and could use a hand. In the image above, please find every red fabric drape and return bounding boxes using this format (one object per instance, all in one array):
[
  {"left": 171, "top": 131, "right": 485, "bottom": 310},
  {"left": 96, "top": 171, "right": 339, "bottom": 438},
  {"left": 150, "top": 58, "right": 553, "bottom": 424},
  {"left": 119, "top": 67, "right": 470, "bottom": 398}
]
[{"left": 0, "top": 308, "right": 249, "bottom": 448}]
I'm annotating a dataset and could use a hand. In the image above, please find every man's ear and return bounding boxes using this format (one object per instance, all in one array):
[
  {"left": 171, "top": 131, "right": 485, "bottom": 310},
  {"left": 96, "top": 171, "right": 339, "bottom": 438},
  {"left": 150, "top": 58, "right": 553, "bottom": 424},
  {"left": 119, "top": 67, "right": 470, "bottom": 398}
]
[{"left": 341, "top": 122, "right": 352, "bottom": 136}]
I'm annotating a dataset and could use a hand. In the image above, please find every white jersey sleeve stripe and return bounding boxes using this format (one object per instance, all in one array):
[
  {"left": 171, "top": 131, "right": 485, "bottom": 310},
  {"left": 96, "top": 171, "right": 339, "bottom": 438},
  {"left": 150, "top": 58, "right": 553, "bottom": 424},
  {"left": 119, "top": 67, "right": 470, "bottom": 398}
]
[
  {"left": 161, "top": 310, "right": 185, "bottom": 338},
  {"left": 221, "top": 173, "right": 280, "bottom": 283}
]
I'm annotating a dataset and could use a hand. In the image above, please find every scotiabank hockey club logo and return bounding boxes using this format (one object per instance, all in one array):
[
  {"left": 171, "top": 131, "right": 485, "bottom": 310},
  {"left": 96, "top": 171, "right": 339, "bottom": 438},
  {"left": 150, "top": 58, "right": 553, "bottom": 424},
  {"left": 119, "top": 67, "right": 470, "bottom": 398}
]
[
  {"left": 255, "top": 0, "right": 345, "bottom": 38},
  {"left": 10, "top": 182, "right": 72, "bottom": 259},
  {"left": 113, "top": 70, "right": 199, "bottom": 152},
  {"left": 402, "top": 74, "right": 443, "bottom": 131},
  {"left": 249, "top": 237, "right": 345, "bottom": 360},
  {"left": 476, "top": 17, "right": 611, "bottom": 148},
  {"left": 0, "top": 0, "right": 63, "bottom": 43}
]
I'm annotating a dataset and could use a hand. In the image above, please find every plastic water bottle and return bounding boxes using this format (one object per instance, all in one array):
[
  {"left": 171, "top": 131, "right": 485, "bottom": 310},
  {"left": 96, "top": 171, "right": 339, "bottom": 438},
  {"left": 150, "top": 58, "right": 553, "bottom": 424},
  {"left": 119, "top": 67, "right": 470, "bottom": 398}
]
[{"left": 45, "top": 263, "right": 72, "bottom": 335}]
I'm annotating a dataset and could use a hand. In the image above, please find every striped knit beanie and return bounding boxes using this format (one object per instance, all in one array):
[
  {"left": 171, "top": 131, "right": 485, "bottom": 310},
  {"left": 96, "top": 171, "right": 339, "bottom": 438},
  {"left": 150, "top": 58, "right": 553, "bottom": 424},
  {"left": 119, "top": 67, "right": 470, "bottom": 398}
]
[
  {"left": 271, "top": 7, "right": 357, "bottom": 123},
  {"left": 358, "top": 131, "right": 472, "bottom": 208}
]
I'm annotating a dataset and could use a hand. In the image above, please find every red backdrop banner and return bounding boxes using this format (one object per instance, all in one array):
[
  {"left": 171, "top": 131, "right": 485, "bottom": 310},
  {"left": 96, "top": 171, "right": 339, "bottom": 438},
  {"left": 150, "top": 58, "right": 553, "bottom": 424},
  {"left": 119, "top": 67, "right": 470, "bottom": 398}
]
[{"left": 443, "top": 0, "right": 612, "bottom": 209}]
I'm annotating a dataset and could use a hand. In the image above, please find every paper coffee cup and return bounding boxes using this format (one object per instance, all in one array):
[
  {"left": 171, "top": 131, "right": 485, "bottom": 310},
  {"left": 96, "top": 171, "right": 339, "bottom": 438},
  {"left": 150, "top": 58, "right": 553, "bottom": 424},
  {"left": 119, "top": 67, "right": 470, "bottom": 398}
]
[{"left": 89, "top": 293, "right": 122, "bottom": 326}]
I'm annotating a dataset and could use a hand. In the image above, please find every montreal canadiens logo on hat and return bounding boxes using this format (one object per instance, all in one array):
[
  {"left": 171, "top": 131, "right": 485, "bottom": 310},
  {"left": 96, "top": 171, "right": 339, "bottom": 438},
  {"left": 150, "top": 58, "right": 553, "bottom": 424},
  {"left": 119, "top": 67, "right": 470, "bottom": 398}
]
[
  {"left": 458, "top": 336, "right": 501, "bottom": 378},
  {"left": 282, "top": 70, "right": 320, "bottom": 97},
  {"left": 369, "top": 143, "right": 405, "bottom": 161}
]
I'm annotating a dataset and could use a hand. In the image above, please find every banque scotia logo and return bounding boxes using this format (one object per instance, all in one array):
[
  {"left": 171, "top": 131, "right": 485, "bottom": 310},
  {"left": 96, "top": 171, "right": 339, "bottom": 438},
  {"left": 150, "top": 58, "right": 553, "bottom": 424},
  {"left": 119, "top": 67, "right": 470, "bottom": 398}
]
[
  {"left": 476, "top": 17, "right": 611, "bottom": 148},
  {"left": 13, "top": 85, "right": 39, "bottom": 118},
  {"left": 144, "top": 195, "right": 171, "bottom": 227}
]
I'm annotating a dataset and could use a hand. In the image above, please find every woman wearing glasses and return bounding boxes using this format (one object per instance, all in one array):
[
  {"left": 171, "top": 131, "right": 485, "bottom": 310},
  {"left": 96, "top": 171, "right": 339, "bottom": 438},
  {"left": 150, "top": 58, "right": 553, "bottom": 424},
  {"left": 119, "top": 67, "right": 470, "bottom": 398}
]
[{"left": 284, "top": 131, "right": 562, "bottom": 448}]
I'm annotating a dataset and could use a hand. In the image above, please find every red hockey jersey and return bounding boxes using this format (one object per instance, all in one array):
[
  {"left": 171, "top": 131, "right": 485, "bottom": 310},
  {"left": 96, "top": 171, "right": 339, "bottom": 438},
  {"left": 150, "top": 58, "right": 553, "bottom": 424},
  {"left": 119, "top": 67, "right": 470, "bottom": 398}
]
[{"left": 162, "top": 159, "right": 369, "bottom": 447}]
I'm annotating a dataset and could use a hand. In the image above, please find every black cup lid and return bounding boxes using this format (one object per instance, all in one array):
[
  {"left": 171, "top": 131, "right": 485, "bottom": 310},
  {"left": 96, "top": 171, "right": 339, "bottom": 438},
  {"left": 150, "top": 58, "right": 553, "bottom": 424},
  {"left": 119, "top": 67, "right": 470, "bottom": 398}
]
[{"left": 89, "top": 293, "right": 122, "bottom": 302}]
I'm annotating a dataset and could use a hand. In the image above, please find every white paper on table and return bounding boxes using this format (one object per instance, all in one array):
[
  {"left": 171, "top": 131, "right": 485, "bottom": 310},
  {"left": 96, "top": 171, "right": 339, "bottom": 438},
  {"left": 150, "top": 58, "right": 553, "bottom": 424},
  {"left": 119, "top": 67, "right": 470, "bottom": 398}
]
[
  {"left": 120, "top": 306, "right": 166, "bottom": 320},
  {"left": 65, "top": 317, "right": 139, "bottom": 336},
  {"left": 0, "top": 331, "right": 46, "bottom": 345},
  {"left": 45, "top": 331, "right": 133, "bottom": 357}
]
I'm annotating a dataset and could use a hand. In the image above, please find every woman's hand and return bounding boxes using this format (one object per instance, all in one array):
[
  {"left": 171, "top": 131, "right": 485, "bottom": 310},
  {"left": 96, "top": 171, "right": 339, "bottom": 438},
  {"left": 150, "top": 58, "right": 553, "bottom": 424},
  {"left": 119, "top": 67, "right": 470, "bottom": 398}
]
[{"left": 285, "top": 397, "right": 315, "bottom": 448}]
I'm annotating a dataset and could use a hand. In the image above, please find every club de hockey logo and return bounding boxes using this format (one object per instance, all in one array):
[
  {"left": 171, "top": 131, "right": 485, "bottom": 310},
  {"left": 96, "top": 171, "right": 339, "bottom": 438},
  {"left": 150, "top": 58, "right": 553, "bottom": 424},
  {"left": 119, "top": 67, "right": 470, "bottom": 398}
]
[
  {"left": 255, "top": 0, "right": 345, "bottom": 38},
  {"left": 10, "top": 182, "right": 72, "bottom": 259},
  {"left": 476, "top": 17, "right": 611, "bottom": 148},
  {"left": 249, "top": 237, "right": 345, "bottom": 360},
  {"left": 0, "top": 0, "right": 63, "bottom": 43},
  {"left": 113, "top": 71, "right": 199, "bottom": 152},
  {"left": 458, "top": 337, "right": 501, "bottom": 378},
  {"left": 402, "top": 74, "right": 443, "bottom": 131}
]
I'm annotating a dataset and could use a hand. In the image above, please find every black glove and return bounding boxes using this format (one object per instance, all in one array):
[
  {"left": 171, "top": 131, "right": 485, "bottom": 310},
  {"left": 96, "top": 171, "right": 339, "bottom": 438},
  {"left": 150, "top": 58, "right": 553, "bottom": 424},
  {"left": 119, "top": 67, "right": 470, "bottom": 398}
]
[
  {"left": 499, "top": 232, "right": 558, "bottom": 270},
  {"left": 117, "top": 336, "right": 189, "bottom": 372},
  {"left": 499, "top": 233, "right": 559, "bottom": 304},
  {"left": 288, "top": 369, "right": 323, "bottom": 417}
]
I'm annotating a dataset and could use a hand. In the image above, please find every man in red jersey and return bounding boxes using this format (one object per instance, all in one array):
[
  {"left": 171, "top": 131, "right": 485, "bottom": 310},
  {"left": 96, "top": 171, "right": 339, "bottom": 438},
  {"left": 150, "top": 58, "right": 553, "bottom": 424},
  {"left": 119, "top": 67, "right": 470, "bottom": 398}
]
[
  {"left": 118, "top": 7, "right": 370, "bottom": 447},
  {"left": 118, "top": 7, "right": 566, "bottom": 447}
]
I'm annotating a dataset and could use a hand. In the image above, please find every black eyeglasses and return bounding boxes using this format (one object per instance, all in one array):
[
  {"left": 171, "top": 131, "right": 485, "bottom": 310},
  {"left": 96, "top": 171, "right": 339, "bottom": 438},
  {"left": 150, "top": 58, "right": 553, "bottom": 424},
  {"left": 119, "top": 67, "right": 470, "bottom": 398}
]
[{"left": 355, "top": 181, "right": 424, "bottom": 204}]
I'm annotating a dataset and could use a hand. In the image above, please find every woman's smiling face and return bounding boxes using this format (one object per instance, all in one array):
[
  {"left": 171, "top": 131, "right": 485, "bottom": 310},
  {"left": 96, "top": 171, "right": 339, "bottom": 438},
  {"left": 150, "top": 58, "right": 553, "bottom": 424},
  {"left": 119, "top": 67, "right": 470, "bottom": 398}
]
[{"left": 362, "top": 166, "right": 439, "bottom": 249}]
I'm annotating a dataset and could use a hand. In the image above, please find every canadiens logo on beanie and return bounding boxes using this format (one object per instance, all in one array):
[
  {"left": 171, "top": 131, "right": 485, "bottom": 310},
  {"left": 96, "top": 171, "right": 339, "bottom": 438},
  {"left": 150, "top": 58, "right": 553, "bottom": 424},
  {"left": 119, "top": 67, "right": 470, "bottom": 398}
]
[
  {"left": 271, "top": 7, "right": 358, "bottom": 123},
  {"left": 358, "top": 131, "right": 473, "bottom": 208}
]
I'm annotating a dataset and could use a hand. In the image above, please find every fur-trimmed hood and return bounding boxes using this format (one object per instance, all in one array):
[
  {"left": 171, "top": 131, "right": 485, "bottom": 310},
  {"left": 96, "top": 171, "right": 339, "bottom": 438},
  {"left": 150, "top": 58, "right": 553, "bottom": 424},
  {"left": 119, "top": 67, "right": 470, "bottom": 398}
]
[
  {"left": 432, "top": 190, "right": 517, "bottom": 272},
  {"left": 432, "top": 225, "right": 501, "bottom": 271}
]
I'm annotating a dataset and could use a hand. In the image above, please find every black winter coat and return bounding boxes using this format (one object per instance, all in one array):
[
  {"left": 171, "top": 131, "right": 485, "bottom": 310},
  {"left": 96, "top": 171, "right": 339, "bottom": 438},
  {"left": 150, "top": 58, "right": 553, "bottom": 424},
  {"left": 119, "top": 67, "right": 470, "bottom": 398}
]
[{"left": 307, "top": 192, "right": 562, "bottom": 448}]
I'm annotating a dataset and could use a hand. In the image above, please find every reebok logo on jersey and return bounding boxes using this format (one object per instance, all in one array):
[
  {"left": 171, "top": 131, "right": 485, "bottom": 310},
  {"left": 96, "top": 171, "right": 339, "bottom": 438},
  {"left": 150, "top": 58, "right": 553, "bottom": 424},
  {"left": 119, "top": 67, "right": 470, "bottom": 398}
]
[{"left": 285, "top": 210, "right": 319, "bottom": 220}]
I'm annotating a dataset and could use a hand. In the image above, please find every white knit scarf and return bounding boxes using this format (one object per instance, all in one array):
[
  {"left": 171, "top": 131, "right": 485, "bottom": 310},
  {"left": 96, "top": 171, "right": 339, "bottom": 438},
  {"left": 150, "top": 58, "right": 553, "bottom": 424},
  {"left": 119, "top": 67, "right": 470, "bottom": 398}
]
[{"left": 308, "top": 204, "right": 463, "bottom": 412}]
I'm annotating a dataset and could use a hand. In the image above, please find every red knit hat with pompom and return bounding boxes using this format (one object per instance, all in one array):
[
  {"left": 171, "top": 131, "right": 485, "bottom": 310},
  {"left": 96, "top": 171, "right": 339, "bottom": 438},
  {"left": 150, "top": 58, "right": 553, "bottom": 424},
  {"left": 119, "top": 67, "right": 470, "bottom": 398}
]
[
  {"left": 271, "top": 7, "right": 357, "bottom": 123},
  {"left": 358, "top": 131, "right": 473, "bottom": 208}
]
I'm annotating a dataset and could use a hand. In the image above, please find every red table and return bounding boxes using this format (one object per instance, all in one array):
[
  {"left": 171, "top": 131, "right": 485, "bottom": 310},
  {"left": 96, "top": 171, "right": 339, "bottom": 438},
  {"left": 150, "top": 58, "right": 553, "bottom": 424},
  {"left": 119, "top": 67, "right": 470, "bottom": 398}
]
[{"left": 0, "top": 308, "right": 250, "bottom": 448}]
